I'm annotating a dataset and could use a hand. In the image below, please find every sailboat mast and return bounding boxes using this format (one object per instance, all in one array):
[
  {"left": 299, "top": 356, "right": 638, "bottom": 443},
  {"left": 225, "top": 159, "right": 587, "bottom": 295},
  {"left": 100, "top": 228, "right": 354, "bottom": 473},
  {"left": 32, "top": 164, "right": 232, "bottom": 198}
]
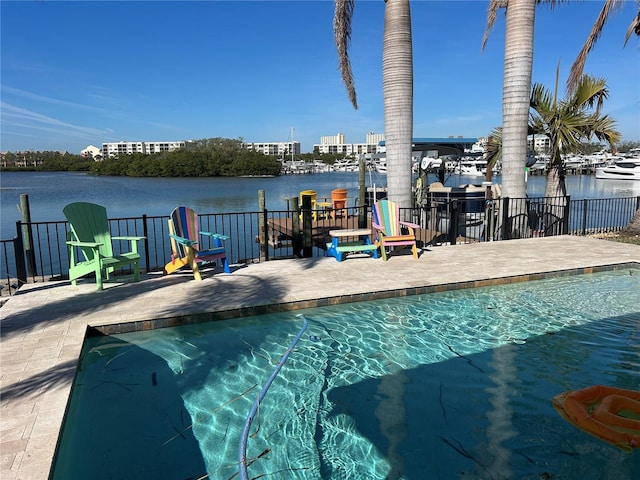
[{"left": 290, "top": 127, "right": 295, "bottom": 162}]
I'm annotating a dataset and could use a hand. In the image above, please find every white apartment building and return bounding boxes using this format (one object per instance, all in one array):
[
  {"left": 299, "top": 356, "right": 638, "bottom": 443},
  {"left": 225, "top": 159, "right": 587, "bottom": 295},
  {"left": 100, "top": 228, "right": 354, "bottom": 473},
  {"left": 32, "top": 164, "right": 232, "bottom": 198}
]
[
  {"left": 313, "top": 132, "right": 385, "bottom": 156},
  {"left": 244, "top": 141, "right": 301, "bottom": 157},
  {"left": 528, "top": 135, "right": 551, "bottom": 153},
  {"left": 81, "top": 145, "right": 102, "bottom": 159},
  {"left": 101, "top": 141, "right": 186, "bottom": 158}
]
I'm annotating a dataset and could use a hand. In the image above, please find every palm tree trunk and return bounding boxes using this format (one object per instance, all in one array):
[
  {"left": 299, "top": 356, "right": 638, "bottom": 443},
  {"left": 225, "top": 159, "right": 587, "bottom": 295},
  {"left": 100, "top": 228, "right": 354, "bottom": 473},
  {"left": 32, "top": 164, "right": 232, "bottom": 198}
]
[
  {"left": 383, "top": 0, "right": 413, "bottom": 210},
  {"left": 497, "top": 0, "right": 536, "bottom": 239},
  {"left": 500, "top": 0, "right": 535, "bottom": 202},
  {"left": 543, "top": 164, "right": 568, "bottom": 236}
]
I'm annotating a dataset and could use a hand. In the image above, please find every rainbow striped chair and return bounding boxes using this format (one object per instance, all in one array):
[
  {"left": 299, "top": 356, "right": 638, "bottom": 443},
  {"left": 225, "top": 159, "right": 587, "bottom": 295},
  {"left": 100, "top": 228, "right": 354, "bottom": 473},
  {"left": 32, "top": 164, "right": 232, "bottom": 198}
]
[
  {"left": 372, "top": 199, "right": 420, "bottom": 261},
  {"left": 163, "top": 206, "right": 230, "bottom": 281}
]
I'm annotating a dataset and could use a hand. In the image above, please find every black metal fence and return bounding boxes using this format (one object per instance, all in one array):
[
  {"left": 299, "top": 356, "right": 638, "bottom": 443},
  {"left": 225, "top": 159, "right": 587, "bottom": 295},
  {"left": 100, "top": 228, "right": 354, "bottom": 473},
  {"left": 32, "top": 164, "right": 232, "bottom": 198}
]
[{"left": 1, "top": 195, "right": 638, "bottom": 296}]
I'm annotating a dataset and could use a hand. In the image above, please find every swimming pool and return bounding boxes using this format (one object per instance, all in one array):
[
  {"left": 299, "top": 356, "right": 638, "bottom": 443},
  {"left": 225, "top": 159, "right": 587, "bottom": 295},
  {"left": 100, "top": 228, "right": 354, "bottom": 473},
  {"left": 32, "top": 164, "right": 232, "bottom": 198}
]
[{"left": 51, "top": 269, "right": 640, "bottom": 479}]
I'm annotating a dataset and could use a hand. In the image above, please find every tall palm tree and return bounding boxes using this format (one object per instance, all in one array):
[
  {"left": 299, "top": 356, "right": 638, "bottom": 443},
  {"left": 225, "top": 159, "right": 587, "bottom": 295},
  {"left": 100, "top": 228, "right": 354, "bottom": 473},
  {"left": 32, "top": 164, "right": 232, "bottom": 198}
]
[
  {"left": 334, "top": 0, "right": 414, "bottom": 209},
  {"left": 483, "top": 0, "right": 539, "bottom": 202}
]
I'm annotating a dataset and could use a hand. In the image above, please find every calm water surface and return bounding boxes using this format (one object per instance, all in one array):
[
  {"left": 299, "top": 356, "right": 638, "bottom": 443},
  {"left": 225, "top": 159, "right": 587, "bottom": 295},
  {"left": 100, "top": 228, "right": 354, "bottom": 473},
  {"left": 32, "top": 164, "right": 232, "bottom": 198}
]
[{"left": 2, "top": 171, "right": 639, "bottom": 237}]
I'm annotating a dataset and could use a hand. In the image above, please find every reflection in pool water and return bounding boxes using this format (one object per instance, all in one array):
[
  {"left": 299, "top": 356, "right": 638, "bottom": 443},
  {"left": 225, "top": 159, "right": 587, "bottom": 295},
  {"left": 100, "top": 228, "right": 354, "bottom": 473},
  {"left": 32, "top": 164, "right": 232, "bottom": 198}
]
[{"left": 52, "top": 270, "right": 640, "bottom": 479}]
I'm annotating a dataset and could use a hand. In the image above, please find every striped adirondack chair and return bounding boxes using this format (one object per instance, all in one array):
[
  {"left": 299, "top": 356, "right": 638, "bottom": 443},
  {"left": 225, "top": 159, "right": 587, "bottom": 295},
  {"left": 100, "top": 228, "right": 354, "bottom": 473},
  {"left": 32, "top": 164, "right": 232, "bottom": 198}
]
[
  {"left": 163, "top": 206, "right": 230, "bottom": 281},
  {"left": 371, "top": 199, "right": 419, "bottom": 261}
]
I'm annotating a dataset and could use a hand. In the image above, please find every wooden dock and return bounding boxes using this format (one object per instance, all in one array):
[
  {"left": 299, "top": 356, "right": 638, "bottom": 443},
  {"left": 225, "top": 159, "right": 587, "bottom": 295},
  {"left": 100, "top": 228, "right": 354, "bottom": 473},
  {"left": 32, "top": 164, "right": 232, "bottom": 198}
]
[{"left": 266, "top": 214, "right": 444, "bottom": 253}]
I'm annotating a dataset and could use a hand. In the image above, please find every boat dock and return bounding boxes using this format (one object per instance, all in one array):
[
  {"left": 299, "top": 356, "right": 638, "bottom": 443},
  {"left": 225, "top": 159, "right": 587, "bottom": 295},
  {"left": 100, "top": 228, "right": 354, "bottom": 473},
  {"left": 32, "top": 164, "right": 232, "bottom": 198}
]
[{"left": 266, "top": 214, "right": 443, "bottom": 254}]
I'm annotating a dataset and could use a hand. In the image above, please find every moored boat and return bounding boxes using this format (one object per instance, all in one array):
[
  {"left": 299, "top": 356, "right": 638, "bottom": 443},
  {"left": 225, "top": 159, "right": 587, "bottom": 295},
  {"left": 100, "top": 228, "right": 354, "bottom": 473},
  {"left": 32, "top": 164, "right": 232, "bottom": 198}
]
[{"left": 595, "top": 157, "right": 640, "bottom": 180}]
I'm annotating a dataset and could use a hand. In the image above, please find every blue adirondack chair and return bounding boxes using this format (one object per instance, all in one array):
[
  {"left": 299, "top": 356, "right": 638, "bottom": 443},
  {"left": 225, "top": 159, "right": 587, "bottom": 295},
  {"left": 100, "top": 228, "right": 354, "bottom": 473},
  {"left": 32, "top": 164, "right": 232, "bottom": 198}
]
[
  {"left": 63, "top": 202, "right": 145, "bottom": 290},
  {"left": 372, "top": 199, "right": 420, "bottom": 261},
  {"left": 163, "top": 206, "right": 230, "bottom": 281}
]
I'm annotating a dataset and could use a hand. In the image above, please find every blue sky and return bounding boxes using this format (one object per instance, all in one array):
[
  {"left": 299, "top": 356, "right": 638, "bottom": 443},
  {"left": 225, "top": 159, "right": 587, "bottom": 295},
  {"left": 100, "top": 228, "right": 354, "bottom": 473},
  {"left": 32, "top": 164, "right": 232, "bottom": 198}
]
[{"left": 1, "top": 0, "right": 638, "bottom": 154}]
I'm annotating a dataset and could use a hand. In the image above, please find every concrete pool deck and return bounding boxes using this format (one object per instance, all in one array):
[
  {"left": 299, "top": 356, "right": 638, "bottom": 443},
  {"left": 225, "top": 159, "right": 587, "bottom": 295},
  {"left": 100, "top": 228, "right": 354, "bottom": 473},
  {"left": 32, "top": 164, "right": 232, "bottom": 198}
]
[{"left": 1, "top": 235, "right": 639, "bottom": 479}]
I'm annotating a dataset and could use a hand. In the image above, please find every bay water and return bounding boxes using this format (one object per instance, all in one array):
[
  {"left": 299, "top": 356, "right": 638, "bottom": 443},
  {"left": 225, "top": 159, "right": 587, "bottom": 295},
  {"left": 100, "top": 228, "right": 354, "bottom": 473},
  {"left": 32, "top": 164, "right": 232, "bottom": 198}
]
[{"left": 2, "top": 170, "right": 639, "bottom": 239}]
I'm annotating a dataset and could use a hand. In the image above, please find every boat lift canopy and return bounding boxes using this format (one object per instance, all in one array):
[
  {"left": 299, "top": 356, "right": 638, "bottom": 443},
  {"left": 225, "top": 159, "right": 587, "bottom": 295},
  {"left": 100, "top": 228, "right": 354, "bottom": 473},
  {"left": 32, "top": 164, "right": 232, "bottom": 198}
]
[{"left": 378, "top": 137, "right": 478, "bottom": 157}]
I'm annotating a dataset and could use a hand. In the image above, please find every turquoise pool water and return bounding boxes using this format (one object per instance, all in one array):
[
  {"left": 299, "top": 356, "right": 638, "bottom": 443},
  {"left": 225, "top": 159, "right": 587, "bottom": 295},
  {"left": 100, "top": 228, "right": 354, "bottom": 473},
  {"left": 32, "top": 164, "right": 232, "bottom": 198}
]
[{"left": 52, "top": 270, "right": 640, "bottom": 479}]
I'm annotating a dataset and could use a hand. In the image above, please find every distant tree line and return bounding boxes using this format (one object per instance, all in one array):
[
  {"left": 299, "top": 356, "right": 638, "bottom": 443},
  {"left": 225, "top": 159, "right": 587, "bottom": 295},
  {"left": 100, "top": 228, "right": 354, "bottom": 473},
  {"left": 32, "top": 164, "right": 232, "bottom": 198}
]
[
  {"left": 93, "top": 138, "right": 282, "bottom": 177},
  {"left": 0, "top": 138, "right": 283, "bottom": 177},
  {"left": 0, "top": 151, "right": 93, "bottom": 171}
]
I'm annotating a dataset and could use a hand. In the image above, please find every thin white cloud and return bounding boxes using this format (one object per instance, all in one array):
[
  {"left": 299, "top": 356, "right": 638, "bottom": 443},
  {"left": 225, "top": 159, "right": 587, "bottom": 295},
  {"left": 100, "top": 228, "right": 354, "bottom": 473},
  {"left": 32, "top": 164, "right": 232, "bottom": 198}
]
[
  {"left": 1, "top": 102, "right": 109, "bottom": 137},
  {"left": 1, "top": 85, "right": 121, "bottom": 116}
]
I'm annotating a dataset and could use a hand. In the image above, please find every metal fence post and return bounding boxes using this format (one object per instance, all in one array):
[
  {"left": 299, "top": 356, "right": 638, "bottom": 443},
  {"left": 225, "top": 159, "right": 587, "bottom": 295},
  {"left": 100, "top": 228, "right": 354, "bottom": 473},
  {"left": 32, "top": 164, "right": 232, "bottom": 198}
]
[
  {"left": 501, "top": 197, "right": 510, "bottom": 240},
  {"left": 563, "top": 195, "right": 571, "bottom": 235},
  {"left": 142, "top": 214, "right": 151, "bottom": 272},
  {"left": 581, "top": 198, "right": 588, "bottom": 236},
  {"left": 450, "top": 200, "right": 459, "bottom": 246}
]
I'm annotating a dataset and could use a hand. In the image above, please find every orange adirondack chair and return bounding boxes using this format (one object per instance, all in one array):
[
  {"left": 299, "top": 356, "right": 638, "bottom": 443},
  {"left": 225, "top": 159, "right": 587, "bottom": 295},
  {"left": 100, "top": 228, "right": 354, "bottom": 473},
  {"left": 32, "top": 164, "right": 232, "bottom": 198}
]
[
  {"left": 331, "top": 188, "right": 348, "bottom": 218},
  {"left": 372, "top": 199, "right": 420, "bottom": 261},
  {"left": 163, "top": 206, "right": 230, "bottom": 280}
]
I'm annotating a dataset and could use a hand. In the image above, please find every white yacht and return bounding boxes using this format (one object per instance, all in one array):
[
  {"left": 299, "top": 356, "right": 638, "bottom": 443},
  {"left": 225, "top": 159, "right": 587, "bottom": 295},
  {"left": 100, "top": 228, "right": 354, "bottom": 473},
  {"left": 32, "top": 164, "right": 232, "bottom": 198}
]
[
  {"left": 332, "top": 158, "right": 359, "bottom": 172},
  {"left": 454, "top": 159, "right": 487, "bottom": 176},
  {"left": 595, "top": 157, "right": 640, "bottom": 180}
]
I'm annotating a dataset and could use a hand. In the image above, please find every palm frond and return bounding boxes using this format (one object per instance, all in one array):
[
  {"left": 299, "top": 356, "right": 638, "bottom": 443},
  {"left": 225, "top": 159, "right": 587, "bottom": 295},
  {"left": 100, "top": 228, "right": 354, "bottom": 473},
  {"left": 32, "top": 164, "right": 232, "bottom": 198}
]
[
  {"left": 589, "top": 114, "right": 621, "bottom": 147},
  {"left": 567, "top": 0, "right": 626, "bottom": 93},
  {"left": 624, "top": 1, "right": 640, "bottom": 45},
  {"left": 333, "top": 0, "right": 358, "bottom": 109},
  {"left": 484, "top": 127, "right": 502, "bottom": 169},
  {"left": 481, "top": 0, "right": 505, "bottom": 50},
  {"left": 572, "top": 75, "right": 609, "bottom": 114}
]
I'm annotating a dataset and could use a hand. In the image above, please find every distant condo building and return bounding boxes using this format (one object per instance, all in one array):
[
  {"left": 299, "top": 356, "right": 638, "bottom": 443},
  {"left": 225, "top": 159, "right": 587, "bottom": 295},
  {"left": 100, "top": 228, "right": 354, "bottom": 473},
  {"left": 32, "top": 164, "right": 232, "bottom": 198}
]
[
  {"left": 101, "top": 141, "right": 186, "bottom": 158},
  {"left": 528, "top": 135, "right": 550, "bottom": 153},
  {"left": 313, "top": 132, "right": 385, "bottom": 156},
  {"left": 243, "top": 141, "right": 301, "bottom": 157},
  {"left": 81, "top": 145, "right": 102, "bottom": 159}
]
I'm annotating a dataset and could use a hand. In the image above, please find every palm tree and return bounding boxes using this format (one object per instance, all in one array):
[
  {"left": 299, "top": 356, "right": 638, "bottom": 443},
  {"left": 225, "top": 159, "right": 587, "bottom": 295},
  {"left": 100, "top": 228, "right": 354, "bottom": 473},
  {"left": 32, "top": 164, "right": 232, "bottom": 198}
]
[
  {"left": 482, "top": 0, "right": 635, "bottom": 237},
  {"left": 483, "top": 0, "right": 538, "bottom": 203},
  {"left": 334, "top": 0, "right": 414, "bottom": 209},
  {"left": 529, "top": 71, "right": 620, "bottom": 234},
  {"left": 529, "top": 70, "right": 620, "bottom": 198}
]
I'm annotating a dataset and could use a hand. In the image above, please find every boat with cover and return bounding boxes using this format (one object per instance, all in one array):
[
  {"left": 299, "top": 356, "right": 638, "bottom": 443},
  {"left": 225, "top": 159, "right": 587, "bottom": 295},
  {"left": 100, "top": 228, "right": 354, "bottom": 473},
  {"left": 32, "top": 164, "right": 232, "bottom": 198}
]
[
  {"left": 595, "top": 157, "right": 640, "bottom": 180},
  {"left": 552, "top": 385, "right": 640, "bottom": 451}
]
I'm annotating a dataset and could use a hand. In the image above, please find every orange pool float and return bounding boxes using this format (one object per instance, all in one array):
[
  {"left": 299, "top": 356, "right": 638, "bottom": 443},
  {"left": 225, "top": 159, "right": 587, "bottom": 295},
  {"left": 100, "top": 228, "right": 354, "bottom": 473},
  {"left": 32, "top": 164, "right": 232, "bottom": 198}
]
[{"left": 552, "top": 385, "right": 640, "bottom": 451}]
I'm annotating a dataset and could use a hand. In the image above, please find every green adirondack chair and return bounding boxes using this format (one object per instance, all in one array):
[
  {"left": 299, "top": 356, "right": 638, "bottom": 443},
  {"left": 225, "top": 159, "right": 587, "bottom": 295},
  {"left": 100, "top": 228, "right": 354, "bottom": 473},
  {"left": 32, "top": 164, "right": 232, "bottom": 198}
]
[{"left": 63, "top": 202, "right": 145, "bottom": 290}]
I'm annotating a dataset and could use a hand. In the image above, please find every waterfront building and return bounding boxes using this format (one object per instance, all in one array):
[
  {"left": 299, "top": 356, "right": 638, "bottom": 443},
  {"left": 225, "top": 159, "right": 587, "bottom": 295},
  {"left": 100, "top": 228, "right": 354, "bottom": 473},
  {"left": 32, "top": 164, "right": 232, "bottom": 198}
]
[
  {"left": 313, "top": 132, "right": 385, "bottom": 156},
  {"left": 528, "top": 135, "right": 551, "bottom": 154},
  {"left": 101, "top": 141, "right": 186, "bottom": 158},
  {"left": 243, "top": 141, "right": 301, "bottom": 158},
  {"left": 81, "top": 145, "right": 102, "bottom": 159}
]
